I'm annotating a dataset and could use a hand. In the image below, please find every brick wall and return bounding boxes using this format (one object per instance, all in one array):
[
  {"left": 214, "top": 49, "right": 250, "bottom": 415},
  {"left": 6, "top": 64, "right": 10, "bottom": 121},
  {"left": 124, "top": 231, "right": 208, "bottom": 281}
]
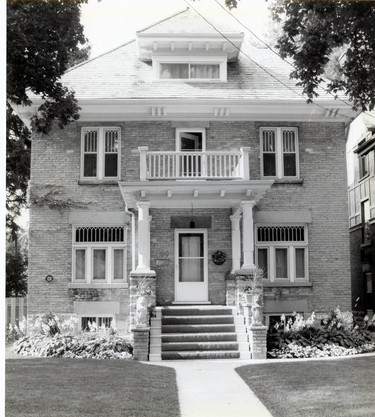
[{"left": 28, "top": 119, "right": 352, "bottom": 327}]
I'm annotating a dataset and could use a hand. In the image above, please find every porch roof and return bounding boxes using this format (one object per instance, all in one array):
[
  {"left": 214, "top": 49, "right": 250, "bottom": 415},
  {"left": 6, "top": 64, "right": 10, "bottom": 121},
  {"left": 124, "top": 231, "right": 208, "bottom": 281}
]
[{"left": 118, "top": 179, "right": 274, "bottom": 209}]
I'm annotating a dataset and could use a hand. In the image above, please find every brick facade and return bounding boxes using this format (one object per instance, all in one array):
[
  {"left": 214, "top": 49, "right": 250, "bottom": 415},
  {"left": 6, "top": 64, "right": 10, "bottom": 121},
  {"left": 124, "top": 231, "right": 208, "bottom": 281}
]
[{"left": 28, "top": 119, "right": 352, "bottom": 335}]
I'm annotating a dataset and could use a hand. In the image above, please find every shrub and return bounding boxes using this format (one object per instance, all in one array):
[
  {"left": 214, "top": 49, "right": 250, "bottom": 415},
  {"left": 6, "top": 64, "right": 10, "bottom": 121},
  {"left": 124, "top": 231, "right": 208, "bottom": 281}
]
[
  {"left": 268, "top": 309, "right": 375, "bottom": 359},
  {"left": 14, "top": 333, "right": 133, "bottom": 360}
]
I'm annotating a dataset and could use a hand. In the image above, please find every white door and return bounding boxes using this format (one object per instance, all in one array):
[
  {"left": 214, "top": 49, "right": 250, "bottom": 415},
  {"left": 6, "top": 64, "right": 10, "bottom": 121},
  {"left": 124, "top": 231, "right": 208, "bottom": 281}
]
[{"left": 175, "top": 229, "right": 208, "bottom": 302}]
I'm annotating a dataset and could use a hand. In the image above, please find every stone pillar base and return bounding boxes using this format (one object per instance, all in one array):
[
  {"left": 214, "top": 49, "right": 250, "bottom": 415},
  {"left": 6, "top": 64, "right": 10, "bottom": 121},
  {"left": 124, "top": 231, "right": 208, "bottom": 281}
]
[
  {"left": 132, "top": 327, "right": 150, "bottom": 361},
  {"left": 249, "top": 325, "right": 267, "bottom": 360}
]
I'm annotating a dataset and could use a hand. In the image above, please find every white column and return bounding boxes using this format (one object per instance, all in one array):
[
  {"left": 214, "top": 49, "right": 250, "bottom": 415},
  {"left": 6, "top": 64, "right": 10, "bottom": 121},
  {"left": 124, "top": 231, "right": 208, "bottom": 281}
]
[
  {"left": 136, "top": 201, "right": 153, "bottom": 273},
  {"left": 138, "top": 146, "right": 149, "bottom": 181},
  {"left": 230, "top": 214, "right": 241, "bottom": 273},
  {"left": 241, "top": 200, "right": 256, "bottom": 270}
]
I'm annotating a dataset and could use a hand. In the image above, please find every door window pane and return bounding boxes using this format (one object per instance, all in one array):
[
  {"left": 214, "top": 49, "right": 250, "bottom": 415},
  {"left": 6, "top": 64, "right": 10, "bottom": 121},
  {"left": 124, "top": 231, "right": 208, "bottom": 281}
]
[
  {"left": 179, "top": 259, "right": 204, "bottom": 282},
  {"left": 75, "top": 249, "right": 86, "bottom": 280},
  {"left": 275, "top": 248, "right": 288, "bottom": 279},
  {"left": 295, "top": 248, "right": 305, "bottom": 278},
  {"left": 113, "top": 249, "right": 124, "bottom": 280},
  {"left": 93, "top": 249, "right": 106, "bottom": 280},
  {"left": 179, "top": 234, "right": 203, "bottom": 257}
]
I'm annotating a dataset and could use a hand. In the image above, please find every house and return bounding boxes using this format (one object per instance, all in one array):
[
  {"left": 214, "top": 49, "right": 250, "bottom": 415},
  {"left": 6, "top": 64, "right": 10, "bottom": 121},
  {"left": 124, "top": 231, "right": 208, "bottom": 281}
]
[
  {"left": 347, "top": 112, "right": 375, "bottom": 316},
  {"left": 14, "top": 8, "right": 358, "bottom": 359}
]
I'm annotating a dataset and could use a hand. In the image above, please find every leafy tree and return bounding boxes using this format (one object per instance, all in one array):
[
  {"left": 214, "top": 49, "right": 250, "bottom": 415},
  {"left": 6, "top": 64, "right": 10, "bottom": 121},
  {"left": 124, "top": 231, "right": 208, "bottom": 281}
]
[
  {"left": 6, "top": 0, "right": 91, "bottom": 293},
  {"left": 6, "top": 228, "right": 28, "bottom": 297},
  {"left": 269, "top": 0, "right": 375, "bottom": 110},
  {"left": 6, "top": 0, "right": 90, "bottom": 234},
  {"left": 225, "top": 0, "right": 375, "bottom": 111}
]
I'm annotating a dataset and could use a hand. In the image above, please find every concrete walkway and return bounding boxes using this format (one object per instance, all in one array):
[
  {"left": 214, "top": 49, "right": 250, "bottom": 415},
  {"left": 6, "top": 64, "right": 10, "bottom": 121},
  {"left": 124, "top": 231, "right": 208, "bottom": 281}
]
[{"left": 153, "top": 359, "right": 273, "bottom": 417}]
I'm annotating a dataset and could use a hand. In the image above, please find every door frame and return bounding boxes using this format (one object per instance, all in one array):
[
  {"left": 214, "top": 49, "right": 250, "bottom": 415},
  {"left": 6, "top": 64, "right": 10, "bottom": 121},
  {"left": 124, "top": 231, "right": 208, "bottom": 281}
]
[
  {"left": 175, "top": 128, "right": 206, "bottom": 152},
  {"left": 174, "top": 228, "right": 208, "bottom": 302}
]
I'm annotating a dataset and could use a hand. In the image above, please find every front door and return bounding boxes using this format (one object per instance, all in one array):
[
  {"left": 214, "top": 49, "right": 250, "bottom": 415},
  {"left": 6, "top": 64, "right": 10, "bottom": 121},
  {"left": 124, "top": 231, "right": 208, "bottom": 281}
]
[{"left": 175, "top": 229, "right": 208, "bottom": 302}]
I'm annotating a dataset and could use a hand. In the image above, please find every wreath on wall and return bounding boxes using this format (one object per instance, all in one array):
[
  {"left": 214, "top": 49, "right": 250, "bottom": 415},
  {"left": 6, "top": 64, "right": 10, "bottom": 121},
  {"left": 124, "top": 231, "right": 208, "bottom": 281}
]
[{"left": 212, "top": 250, "right": 226, "bottom": 265}]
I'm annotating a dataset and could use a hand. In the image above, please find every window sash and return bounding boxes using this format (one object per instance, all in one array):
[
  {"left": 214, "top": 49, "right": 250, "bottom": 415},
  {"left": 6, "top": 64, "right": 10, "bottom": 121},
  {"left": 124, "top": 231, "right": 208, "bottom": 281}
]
[
  {"left": 260, "top": 127, "right": 299, "bottom": 179},
  {"left": 81, "top": 127, "right": 120, "bottom": 179},
  {"left": 159, "top": 62, "right": 221, "bottom": 80},
  {"left": 256, "top": 244, "right": 308, "bottom": 282},
  {"left": 73, "top": 228, "right": 127, "bottom": 284}
]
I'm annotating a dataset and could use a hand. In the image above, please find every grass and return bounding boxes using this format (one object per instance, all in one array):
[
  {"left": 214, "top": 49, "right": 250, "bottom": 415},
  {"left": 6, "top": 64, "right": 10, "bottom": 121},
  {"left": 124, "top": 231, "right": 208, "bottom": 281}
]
[
  {"left": 236, "top": 356, "right": 375, "bottom": 417},
  {"left": 6, "top": 358, "right": 180, "bottom": 417}
]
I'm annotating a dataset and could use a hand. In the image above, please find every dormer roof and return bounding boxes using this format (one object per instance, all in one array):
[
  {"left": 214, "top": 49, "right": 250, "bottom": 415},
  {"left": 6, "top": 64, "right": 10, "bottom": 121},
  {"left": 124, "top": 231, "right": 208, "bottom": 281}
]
[{"left": 136, "top": 8, "right": 244, "bottom": 62}]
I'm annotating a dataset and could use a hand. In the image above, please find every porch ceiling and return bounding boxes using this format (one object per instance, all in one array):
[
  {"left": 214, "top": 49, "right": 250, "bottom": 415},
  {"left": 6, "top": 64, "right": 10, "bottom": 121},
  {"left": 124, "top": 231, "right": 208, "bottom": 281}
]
[{"left": 118, "top": 179, "right": 274, "bottom": 209}]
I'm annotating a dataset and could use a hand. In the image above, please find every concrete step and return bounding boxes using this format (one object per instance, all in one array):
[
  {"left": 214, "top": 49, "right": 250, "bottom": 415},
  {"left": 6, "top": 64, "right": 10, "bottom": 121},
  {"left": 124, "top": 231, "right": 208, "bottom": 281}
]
[
  {"left": 162, "top": 324, "right": 236, "bottom": 333},
  {"left": 162, "top": 350, "right": 241, "bottom": 360},
  {"left": 162, "top": 341, "right": 239, "bottom": 351},
  {"left": 162, "top": 332, "right": 241, "bottom": 343},
  {"left": 162, "top": 315, "right": 235, "bottom": 325},
  {"left": 162, "top": 306, "right": 235, "bottom": 316}
]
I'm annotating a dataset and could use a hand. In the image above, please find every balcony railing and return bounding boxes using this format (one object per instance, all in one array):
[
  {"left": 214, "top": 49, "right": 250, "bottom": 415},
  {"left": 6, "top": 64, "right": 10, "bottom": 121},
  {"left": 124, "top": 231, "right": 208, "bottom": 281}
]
[{"left": 138, "top": 147, "right": 250, "bottom": 181}]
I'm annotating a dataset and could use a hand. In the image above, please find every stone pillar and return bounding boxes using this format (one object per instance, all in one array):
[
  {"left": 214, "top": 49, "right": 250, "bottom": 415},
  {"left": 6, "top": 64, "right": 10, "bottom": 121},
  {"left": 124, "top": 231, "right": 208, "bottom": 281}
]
[
  {"left": 129, "top": 274, "right": 157, "bottom": 330},
  {"left": 230, "top": 214, "right": 241, "bottom": 273},
  {"left": 225, "top": 278, "right": 236, "bottom": 306},
  {"left": 249, "top": 326, "right": 267, "bottom": 360},
  {"left": 132, "top": 327, "right": 150, "bottom": 361},
  {"left": 241, "top": 200, "right": 256, "bottom": 270},
  {"left": 136, "top": 202, "right": 154, "bottom": 274}
]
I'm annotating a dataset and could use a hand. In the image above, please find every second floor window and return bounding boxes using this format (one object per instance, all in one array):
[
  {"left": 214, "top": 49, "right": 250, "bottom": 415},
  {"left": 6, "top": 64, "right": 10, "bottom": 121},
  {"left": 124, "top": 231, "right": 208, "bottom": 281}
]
[
  {"left": 81, "top": 127, "right": 120, "bottom": 179},
  {"left": 260, "top": 127, "right": 299, "bottom": 179}
]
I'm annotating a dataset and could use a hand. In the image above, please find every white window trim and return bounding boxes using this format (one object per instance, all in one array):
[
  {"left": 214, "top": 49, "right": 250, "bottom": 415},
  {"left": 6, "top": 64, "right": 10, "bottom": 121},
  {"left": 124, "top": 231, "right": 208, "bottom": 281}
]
[
  {"left": 260, "top": 127, "right": 300, "bottom": 179},
  {"left": 79, "top": 314, "right": 115, "bottom": 332},
  {"left": 72, "top": 226, "right": 127, "bottom": 284},
  {"left": 153, "top": 55, "right": 227, "bottom": 82},
  {"left": 255, "top": 224, "right": 309, "bottom": 283},
  {"left": 80, "top": 127, "right": 121, "bottom": 180}
]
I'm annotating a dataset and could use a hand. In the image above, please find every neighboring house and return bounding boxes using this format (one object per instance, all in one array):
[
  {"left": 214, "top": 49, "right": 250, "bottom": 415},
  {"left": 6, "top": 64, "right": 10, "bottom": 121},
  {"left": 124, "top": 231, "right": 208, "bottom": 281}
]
[
  {"left": 14, "top": 9, "right": 358, "bottom": 357},
  {"left": 347, "top": 112, "right": 375, "bottom": 316}
]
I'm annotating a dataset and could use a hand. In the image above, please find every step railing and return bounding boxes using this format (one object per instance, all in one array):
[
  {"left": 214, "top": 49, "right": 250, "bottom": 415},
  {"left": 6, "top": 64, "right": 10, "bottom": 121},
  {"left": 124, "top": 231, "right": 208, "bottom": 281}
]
[{"left": 139, "top": 147, "right": 250, "bottom": 181}]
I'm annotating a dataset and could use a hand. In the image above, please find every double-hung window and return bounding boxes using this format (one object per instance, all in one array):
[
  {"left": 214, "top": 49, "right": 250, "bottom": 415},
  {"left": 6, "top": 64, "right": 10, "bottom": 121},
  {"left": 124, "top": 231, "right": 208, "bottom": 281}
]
[
  {"left": 260, "top": 127, "right": 299, "bottom": 179},
  {"left": 73, "top": 226, "right": 127, "bottom": 284},
  {"left": 255, "top": 225, "right": 308, "bottom": 283},
  {"left": 81, "top": 127, "right": 120, "bottom": 179}
]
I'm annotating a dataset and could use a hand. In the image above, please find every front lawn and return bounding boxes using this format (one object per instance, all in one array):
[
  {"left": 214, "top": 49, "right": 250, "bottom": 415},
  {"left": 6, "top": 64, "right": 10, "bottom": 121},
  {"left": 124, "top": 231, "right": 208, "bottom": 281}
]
[
  {"left": 6, "top": 358, "right": 180, "bottom": 417},
  {"left": 236, "top": 356, "right": 375, "bottom": 417}
]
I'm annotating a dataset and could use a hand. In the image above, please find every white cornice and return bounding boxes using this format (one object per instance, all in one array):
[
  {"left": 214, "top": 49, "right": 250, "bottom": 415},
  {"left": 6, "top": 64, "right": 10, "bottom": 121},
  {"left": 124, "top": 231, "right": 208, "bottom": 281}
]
[
  {"left": 12, "top": 97, "right": 358, "bottom": 126},
  {"left": 118, "top": 179, "right": 274, "bottom": 210}
]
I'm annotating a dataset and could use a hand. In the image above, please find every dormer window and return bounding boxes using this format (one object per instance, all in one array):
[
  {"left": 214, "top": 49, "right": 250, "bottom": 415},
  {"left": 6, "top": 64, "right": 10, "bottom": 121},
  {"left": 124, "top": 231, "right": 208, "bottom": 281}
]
[
  {"left": 160, "top": 63, "right": 220, "bottom": 80},
  {"left": 154, "top": 56, "right": 227, "bottom": 82}
]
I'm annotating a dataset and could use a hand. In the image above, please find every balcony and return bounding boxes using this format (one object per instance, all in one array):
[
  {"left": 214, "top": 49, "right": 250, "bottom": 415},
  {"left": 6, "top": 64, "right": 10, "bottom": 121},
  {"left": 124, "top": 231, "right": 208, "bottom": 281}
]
[{"left": 139, "top": 146, "right": 250, "bottom": 181}]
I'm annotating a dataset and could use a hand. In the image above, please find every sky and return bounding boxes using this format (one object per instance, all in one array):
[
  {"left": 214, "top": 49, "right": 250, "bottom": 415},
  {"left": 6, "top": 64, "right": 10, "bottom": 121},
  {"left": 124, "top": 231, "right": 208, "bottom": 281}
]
[{"left": 80, "top": 0, "right": 272, "bottom": 58}]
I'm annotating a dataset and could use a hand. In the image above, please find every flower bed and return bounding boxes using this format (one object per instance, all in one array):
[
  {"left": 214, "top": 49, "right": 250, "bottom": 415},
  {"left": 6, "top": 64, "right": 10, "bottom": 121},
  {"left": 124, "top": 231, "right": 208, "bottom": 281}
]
[
  {"left": 268, "top": 309, "right": 375, "bottom": 359},
  {"left": 9, "top": 311, "right": 133, "bottom": 360},
  {"left": 14, "top": 333, "right": 133, "bottom": 360}
]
